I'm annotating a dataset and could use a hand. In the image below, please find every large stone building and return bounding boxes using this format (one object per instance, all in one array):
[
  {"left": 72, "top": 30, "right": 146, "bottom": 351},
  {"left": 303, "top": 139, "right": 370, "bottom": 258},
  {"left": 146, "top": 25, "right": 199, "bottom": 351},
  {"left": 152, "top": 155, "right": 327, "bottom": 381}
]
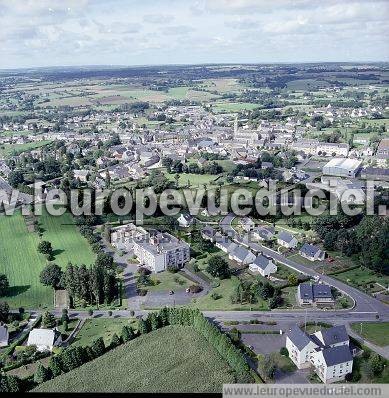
[{"left": 133, "top": 230, "right": 190, "bottom": 273}]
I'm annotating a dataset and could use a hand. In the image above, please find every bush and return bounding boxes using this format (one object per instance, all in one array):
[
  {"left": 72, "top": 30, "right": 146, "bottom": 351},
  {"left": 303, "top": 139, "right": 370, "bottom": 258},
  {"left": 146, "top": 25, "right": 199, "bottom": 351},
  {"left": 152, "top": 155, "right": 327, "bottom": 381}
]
[
  {"left": 280, "top": 347, "right": 289, "bottom": 356},
  {"left": 211, "top": 292, "right": 221, "bottom": 300},
  {"left": 189, "top": 285, "right": 203, "bottom": 294},
  {"left": 138, "top": 267, "right": 151, "bottom": 276}
]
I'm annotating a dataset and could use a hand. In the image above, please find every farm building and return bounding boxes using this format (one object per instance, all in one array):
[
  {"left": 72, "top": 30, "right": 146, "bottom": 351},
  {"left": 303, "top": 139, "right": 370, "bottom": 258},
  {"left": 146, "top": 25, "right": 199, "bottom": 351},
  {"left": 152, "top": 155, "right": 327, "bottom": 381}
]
[{"left": 322, "top": 158, "right": 362, "bottom": 178}]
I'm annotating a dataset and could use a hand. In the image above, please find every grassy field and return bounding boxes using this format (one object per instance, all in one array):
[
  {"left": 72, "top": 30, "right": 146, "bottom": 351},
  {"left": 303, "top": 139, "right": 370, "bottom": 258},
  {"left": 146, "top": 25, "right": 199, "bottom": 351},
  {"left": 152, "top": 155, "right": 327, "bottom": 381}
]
[
  {"left": 351, "top": 322, "right": 389, "bottom": 347},
  {"left": 192, "top": 275, "right": 269, "bottom": 311},
  {"left": 164, "top": 171, "right": 220, "bottom": 188},
  {"left": 0, "top": 211, "right": 95, "bottom": 308},
  {"left": 0, "top": 140, "right": 52, "bottom": 157},
  {"left": 146, "top": 271, "right": 192, "bottom": 292},
  {"left": 39, "top": 211, "right": 96, "bottom": 267},
  {"left": 35, "top": 326, "right": 236, "bottom": 393},
  {"left": 333, "top": 267, "right": 389, "bottom": 293},
  {"left": 0, "top": 213, "right": 49, "bottom": 308},
  {"left": 72, "top": 318, "right": 137, "bottom": 347}
]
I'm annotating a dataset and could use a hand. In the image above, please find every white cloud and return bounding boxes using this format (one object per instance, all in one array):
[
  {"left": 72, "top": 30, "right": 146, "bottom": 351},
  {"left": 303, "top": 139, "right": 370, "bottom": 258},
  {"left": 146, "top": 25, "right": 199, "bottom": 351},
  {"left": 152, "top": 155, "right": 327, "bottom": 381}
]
[{"left": 0, "top": 0, "right": 387, "bottom": 68}]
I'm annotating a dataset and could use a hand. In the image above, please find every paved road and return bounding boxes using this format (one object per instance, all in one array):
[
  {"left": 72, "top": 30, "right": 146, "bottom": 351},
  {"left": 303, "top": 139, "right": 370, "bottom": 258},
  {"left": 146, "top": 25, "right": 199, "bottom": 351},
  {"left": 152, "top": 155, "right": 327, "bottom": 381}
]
[{"left": 220, "top": 214, "right": 389, "bottom": 317}]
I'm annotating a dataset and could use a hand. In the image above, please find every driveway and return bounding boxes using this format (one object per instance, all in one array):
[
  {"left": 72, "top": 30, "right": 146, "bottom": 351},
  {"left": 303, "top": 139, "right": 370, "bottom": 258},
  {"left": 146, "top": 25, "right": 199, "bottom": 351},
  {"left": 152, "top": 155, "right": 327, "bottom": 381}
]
[
  {"left": 240, "top": 333, "right": 285, "bottom": 356},
  {"left": 275, "top": 368, "right": 311, "bottom": 384}
]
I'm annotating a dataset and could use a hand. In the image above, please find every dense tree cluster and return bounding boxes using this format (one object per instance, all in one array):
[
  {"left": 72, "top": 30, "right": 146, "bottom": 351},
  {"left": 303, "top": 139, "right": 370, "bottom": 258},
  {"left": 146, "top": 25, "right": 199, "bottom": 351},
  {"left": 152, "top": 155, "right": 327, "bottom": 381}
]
[
  {"left": 230, "top": 279, "right": 282, "bottom": 309},
  {"left": 206, "top": 256, "right": 230, "bottom": 279},
  {"left": 162, "top": 157, "right": 223, "bottom": 175},
  {"left": 62, "top": 259, "right": 118, "bottom": 307},
  {"left": 314, "top": 214, "right": 388, "bottom": 274},
  {"left": 0, "top": 274, "right": 9, "bottom": 297}
]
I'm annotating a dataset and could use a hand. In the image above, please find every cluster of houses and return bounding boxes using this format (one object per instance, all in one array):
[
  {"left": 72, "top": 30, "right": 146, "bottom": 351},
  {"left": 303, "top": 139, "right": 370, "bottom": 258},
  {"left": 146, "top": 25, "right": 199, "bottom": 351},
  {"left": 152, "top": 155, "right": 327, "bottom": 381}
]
[{"left": 286, "top": 324, "right": 355, "bottom": 383}]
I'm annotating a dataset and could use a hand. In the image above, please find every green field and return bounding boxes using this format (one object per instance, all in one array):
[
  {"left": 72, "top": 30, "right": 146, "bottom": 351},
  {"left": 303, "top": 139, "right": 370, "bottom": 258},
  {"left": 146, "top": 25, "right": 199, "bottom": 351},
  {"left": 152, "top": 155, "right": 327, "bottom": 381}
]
[
  {"left": 0, "top": 211, "right": 95, "bottom": 308},
  {"left": 35, "top": 326, "right": 236, "bottom": 393},
  {"left": 351, "top": 322, "right": 389, "bottom": 347},
  {"left": 146, "top": 271, "right": 192, "bottom": 292},
  {"left": 334, "top": 267, "right": 389, "bottom": 291},
  {"left": 0, "top": 140, "right": 52, "bottom": 157},
  {"left": 192, "top": 275, "right": 269, "bottom": 311},
  {"left": 0, "top": 213, "right": 49, "bottom": 308},
  {"left": 39, "top": 211, "right": 96, "bottom": 268},
  {"left": 164, "top": 171, "right": 220, "bottom": 188},
  {"left": 72, "top": 318, "right": 136, "bottom": 347}
]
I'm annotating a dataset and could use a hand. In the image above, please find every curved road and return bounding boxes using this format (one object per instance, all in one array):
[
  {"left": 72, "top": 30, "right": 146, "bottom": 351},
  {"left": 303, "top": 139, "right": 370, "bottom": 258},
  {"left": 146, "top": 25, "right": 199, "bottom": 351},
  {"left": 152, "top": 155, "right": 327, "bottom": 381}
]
[{"left": 220, "top": 213, "right": 389, "bottom": 317}]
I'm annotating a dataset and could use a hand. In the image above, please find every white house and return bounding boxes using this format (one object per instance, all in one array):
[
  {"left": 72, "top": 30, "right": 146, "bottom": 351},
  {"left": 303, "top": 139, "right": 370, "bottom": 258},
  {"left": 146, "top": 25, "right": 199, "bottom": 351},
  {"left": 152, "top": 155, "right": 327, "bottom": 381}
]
[
  {"left": 299, "top": 243, "right": 325, "bottom": 261},
  {"left": 215, "top": 236, "right": 237, "bottom": 255},
  {"left": 286, "top": 324, "right": 320, "bottom": 369},
  {"left": 229, "top": 246, "right": 256, "bottom": 265},
  {"left": 177, "top": 213, "right": 194, "bottom": 228},
  {"left": 73, "top": 169, "right": 90, "bottom": 182},
  {"left": 249, "top": 254, "right": 277, "bottom": 277},
  {"left": 27, "top": 328, "right": 62, "bottom": 352},
  {"left": 252, "top": 226, "right": 275, "bottom": 241},
  {"left": 286, "top": 324, "right": 353, "bottom": 383},
  {"left": 317, "top": 143, "right": 349, "bottom": 157},
  {"left": 239, "top": 217, "right": 255, "bottom": 232},
  {"left": 277, "top": 231, "right": 298, "bottom": 248},
  {"left": 0, "top": 323, "right": 9, "bottom": 347},
  {"left": 133, "top": 231, "right": 190, "bottom": 273}
]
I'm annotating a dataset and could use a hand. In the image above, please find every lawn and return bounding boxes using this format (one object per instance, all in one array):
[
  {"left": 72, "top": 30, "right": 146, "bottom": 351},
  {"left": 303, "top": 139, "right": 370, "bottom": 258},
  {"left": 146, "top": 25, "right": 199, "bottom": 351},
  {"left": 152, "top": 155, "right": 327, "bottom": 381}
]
[
  {"left": 0, "top": 140, "right": 52, "bottom": 157},
  {"left": 351, "top": 322, "right": 389, "bottom": 347},
  {"left": 0, "top": 212, "right": 49, "bottom": 308},
  {"left": 164, "top": 171, "right": 219, "bottom": 188},
  {"left": 146, "top": 271, "right": 192, "bottom": 292},
  {"left": 35, "top": 326, "right": 236, "bottom": 393},
  {"left": 72, "top": 318, "right": 136, "bottom": 347},
  {"left": 333, "top": 267, "right": 389, "bottom": 293},
  {"left": 38, "top": 210, "right": 96, "bottom": 268},
  {"left": 191, "top": 275, "right": 269, "bottom": 311},
  {"left": 0, "top": 211, "right": 95, "bottom": 309}
]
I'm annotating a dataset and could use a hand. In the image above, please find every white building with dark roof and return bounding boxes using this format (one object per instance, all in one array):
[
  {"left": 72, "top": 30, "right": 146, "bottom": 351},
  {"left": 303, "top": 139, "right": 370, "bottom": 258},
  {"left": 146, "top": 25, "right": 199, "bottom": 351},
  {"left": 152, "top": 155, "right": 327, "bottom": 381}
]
[
  {"left": 299, "top": 243, "right": 325, "bottom": 261},
  {"left": 133, "top": 231, "right": 190, "bottom": 273},
  {"left": 249, "top": 254, "right": 277, "bottom": 277},
  {"left": 277, "top": 231, "right": 298, "bottom": 248},
  {"left": 286, "top": 324, "right": 353, "bottom": 383}
]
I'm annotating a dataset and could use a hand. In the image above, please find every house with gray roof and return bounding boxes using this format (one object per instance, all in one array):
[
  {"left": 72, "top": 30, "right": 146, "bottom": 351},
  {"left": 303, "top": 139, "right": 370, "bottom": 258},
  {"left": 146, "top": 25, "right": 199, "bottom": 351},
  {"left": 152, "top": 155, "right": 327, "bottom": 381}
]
[
  {"left": 299, "top": 243, "right": 325, "bottom": 261},
  {"left": 201, "top": 226, "right": 217, "bottom": 242},
  {"left": 297, "top": 283, "right": 334, "bottom": 306},
  {"left": 239, "top": 217, "right": 255, "bottom": 232},
  {"left": 277, "top": 231, "right": 298, "bottom": 248},
  {"left": 215, "top": 237, "right": 237, "bottom": 255},
  {"left": 252, "top": 225, "right": 275, "bottom": 241},
  {"left": 229, "top": 246, "right": 256, "bottom": 265},
  {"left": 249, "top": 254, "right": 277, "bottom": 277},
  {"left": 286, "top": 324, "right": 353, "bottom": 383},
  {"left": 177, "top": 213, "right": 194, "bottom": 228}
]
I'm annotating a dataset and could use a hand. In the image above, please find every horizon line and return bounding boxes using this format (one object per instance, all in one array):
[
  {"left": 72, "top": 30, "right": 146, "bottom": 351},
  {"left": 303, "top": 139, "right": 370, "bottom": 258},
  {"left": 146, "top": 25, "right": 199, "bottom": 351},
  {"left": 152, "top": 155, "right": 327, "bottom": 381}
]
[{"left": 1, "top": 60, "right": 389, "bottom": 72}]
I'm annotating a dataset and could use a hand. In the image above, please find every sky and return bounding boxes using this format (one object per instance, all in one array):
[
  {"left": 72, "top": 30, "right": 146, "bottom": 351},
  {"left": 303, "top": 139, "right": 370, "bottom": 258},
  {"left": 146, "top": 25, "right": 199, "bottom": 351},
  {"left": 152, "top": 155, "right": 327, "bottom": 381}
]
[{"left": 0, "top": 0, "right": 388, "bottom": 69}]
